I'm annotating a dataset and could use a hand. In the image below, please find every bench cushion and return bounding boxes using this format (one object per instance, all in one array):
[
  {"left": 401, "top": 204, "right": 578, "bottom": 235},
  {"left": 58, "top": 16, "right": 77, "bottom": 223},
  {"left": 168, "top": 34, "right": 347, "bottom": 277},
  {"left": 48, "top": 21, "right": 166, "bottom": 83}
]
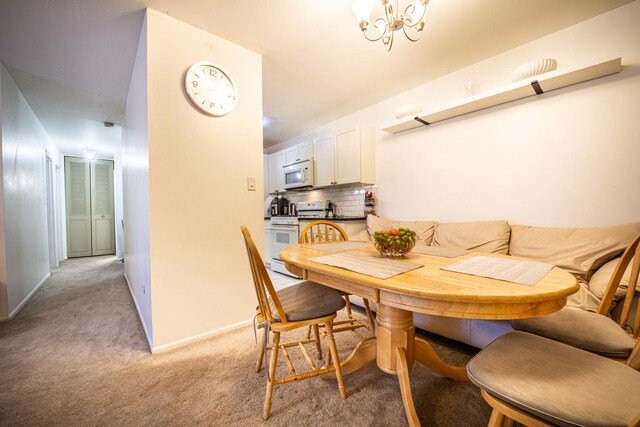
[{"left": 467, "top": 331, "right": 640, "bottom": 427}]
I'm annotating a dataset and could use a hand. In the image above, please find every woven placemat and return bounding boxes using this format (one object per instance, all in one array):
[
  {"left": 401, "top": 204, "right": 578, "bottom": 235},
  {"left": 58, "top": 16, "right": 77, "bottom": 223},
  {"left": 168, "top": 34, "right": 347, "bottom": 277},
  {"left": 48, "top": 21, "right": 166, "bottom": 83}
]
[
  {"left": 441, "top": 256, "right": 553, "bottom": 286},
  {"left": 310, "top": 252, "right": 423, "bottom": 279},
  {"left": 412, "top": 246, "right": 470, "bottom": 258},
  {"left": 301, "top": 241, "right": 373, "bottom": 253}
]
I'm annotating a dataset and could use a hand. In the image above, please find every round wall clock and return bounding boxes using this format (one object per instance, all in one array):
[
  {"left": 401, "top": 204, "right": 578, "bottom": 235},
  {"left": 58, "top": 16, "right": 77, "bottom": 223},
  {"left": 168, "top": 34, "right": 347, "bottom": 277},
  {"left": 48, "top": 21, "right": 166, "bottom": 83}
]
[{"left": 184, "top": 61, "right": 238, "bottom": 116}]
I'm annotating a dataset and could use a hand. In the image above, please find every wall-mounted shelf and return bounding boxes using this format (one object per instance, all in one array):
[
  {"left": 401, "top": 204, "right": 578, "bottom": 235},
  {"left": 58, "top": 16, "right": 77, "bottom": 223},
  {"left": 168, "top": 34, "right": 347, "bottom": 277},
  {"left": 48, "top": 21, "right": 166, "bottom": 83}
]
[{"left": 382, "top": 57, "right": 622, "bottom": 134}]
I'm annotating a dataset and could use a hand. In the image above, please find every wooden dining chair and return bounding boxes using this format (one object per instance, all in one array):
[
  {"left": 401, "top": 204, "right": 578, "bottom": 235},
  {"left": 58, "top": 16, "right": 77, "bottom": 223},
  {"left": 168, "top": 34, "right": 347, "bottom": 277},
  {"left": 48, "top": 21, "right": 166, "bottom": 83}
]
[
  {"left": 240, "top": 225, "right": 347, "bottom": 420},
  {"left": 466, "top": 331, "right": 640, "bottom": 427},
  {"left": 300, "top": 220, "right": 376, "bottom": 336},
  {"left": 512, "top": 232, "right": 640, "bottom": 363}
]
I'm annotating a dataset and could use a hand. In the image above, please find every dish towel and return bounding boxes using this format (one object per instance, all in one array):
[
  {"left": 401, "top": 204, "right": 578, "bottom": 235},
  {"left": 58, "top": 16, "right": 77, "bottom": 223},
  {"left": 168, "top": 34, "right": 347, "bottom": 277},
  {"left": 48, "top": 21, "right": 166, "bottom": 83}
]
[
  {"left": 441, "top": 256, "right": 553, "bottom": 286},
  {"left": 310, "top": 252, "right": 423, "bottom": 279}
]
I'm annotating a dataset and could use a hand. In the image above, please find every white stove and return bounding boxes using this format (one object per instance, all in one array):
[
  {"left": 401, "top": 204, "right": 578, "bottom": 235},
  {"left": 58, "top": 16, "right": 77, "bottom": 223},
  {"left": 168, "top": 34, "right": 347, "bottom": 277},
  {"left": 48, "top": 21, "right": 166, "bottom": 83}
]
[
  {"left": 297, "top": 200, "right": 331, "bottom": 219},
  {"left": 269, "top": 216, "right": 300, "bottom": 277}
]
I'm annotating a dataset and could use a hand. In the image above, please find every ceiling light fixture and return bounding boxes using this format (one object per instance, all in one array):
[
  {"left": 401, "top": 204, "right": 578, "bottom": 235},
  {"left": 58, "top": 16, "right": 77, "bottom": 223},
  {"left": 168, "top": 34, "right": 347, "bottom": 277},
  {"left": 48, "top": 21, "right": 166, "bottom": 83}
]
[
  {"left": 352, "top": 0, "right": 431, "bottom": 51},
  {"left": 83, "top": 147, "right": 97, "bottom": 161}
]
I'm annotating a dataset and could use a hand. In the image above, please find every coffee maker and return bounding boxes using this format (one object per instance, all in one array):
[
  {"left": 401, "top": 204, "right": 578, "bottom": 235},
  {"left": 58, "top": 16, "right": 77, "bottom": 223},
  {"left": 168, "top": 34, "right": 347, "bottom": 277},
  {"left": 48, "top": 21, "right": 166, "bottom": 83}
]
[{"left": 270, "top": 196, "right": 289, "bottom": 216}]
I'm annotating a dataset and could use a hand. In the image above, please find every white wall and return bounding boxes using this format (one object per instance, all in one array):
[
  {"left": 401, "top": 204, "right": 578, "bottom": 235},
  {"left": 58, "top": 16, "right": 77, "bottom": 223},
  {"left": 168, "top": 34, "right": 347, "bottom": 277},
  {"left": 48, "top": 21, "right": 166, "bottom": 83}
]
[
  {"left": 146, "top": 9, "right": 263, "bottom": 349},
  {"left": 272, "top": 1, "right": 640, "bottom": 228},
  {"left": 0, "top": 63, "right": 61, "bottom": 320},
  {"left": 122, "top": 14, "right": 153, "bottom": 347}
]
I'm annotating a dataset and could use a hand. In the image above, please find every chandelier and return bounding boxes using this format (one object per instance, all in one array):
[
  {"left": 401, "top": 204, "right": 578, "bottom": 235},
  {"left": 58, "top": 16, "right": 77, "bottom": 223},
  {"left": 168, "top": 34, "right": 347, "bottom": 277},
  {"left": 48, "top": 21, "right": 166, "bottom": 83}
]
[{"left": 352, "top": 0, "right": 431, "bottom": 51}]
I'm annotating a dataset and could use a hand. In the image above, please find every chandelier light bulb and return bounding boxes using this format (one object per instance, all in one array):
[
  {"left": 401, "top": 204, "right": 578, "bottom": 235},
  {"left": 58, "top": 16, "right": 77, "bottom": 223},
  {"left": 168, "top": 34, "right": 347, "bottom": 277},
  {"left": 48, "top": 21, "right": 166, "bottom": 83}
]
[{"left": 352, "top": 0, "right": 374, "bottom": 27}]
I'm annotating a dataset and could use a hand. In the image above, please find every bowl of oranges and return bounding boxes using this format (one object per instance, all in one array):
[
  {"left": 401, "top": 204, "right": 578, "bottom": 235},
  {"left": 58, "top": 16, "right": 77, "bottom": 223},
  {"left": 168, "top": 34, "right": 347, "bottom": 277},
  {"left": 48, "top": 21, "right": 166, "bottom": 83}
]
[{"left": 372, "top": 228, "right": 417, "bottom": 257}]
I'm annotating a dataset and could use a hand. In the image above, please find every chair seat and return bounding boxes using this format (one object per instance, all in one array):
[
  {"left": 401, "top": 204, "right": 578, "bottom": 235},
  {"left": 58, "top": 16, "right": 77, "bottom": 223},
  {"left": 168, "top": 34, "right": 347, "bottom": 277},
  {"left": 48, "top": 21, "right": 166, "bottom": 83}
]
[
  {"left": 269, "top": 281, "right": 346, "bottom": 322},
  {"left": 511, "top": 306, "right": 636, "bottom": 358},
  {"left": 467, "top": 331, "right": 640, "bottom": 427}
]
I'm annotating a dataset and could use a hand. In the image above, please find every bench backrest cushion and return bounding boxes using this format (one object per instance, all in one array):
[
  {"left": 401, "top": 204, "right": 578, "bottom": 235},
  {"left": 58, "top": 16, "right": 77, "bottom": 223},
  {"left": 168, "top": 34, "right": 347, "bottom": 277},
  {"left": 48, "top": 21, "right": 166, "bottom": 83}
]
[
  {"left": 431, "top": 220, "right": 511, "bottom": 254},
  {"left": 509, "top": 222, "right": 640, "bottom": 280}
]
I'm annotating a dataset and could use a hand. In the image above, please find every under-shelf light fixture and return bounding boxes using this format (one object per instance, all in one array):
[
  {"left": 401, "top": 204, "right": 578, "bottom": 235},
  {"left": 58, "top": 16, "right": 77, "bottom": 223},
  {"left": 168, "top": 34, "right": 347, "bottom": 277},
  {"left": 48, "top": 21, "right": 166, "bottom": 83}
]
[{"left": 352, "top": 0, "right": 431, "bottom": 51}]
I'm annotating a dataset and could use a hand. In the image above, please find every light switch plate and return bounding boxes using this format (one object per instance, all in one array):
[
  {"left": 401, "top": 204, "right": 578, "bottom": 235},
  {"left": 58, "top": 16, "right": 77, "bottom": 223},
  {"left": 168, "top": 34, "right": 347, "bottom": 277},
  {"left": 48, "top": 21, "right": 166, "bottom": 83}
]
[{"left": 247, "top": 176, "right": 256, "bottom": 191}]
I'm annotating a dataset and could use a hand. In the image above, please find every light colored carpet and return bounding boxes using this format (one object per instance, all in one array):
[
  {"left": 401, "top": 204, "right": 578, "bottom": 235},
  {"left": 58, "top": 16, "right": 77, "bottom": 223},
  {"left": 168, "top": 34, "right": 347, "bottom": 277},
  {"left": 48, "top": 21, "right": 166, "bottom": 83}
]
[{"left": 0, "top": 256, "right": 491, "bottom": 426}]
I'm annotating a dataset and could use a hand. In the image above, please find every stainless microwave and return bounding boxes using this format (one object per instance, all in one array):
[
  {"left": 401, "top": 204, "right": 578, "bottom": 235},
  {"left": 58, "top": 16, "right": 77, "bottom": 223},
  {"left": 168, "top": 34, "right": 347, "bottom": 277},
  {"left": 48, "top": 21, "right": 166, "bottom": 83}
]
[{"left": 282, "top": 160, "right": 314, "bottom": 190}]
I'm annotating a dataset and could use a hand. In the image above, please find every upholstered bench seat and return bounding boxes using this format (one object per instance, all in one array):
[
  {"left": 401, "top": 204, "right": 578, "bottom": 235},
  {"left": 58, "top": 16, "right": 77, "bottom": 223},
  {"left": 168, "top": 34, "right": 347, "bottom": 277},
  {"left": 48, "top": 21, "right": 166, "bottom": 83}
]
[
  {"left": 467, "top": 331, "right": 640, "bottom": 427},
  {"left": 511, "top": 306, "right": 636, "bottom": 358},
  {"left": 269, "top": 281, "right": 346, "bottom": 322}
]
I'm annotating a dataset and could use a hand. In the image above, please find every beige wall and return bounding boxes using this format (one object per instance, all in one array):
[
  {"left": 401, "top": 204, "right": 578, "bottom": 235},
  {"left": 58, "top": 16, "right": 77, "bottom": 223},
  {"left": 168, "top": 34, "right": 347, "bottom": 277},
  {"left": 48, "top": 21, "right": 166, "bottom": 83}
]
[
  {"left": 145, "top": 10, "right": 263, "bottom": 349},
  {"left": 271, "top": 2, "right": 640, "bottom": 228},
  {"left": 123, "top": 14, "right": 153, "bottom": 347}
]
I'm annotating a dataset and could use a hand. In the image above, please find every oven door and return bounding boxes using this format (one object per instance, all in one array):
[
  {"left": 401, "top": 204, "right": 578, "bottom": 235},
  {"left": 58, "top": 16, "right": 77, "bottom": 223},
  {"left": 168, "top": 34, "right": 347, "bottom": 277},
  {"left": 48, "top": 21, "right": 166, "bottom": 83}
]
[
  {"left": 270, "top": 225, "right": 300, "bottom": 277},
  {"left": 270, "top": 226, "right": 299, "bottom": 262}
]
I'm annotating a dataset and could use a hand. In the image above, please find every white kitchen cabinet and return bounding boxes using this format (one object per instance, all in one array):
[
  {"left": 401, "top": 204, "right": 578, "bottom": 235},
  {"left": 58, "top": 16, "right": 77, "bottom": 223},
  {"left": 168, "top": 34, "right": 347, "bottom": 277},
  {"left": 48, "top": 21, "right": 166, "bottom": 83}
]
[
  {"left": 313, "top": 125, "right": 375, "bottom": 188},
  {"left": 285, "top": 141, "right": 313, "bottom": 165},
  {"left": 265, "top": 150, "right": 287, "bottom": 194},
  {"left": 313, "top": 136, "right": 335, "bottom": 187},
  {"left": 267, "top": 153, "right": 279, "bottom": 194},
  {"left": 298, "top": 141, "right": 313, "bottom": 161},
  {"left": 276, "top": 150, "right": 286, "bottom": 192}
]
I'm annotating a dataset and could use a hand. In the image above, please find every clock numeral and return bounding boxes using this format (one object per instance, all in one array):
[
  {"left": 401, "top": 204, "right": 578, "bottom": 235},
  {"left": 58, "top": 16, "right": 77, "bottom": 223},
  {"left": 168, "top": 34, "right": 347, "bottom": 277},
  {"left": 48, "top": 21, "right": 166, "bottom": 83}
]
[
  {"left": 210, "top": 102, "right": 216, "bottom": 108},
  {"left": 209, "top": 68, "right": 218, "bottom": 77},
  {"left": 192, "top": 80, "right": 199, "bottom": 88}
]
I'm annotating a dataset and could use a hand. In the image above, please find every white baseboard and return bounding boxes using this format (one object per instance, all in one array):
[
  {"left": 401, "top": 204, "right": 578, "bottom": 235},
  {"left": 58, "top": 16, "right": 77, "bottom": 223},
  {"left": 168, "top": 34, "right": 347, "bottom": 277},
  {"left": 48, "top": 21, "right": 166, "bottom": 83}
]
[
  {"left": 123, "top": 273, "right": 154, "bottom": 353},
  {"left": 8, "top": 272, "right": 50, "bottom": 319},
  {"left": 123, "top": 275, "right": 253, "bottom": 354},
  {"left": 151, "top": 318, "right": 254, "bottom": 354}
]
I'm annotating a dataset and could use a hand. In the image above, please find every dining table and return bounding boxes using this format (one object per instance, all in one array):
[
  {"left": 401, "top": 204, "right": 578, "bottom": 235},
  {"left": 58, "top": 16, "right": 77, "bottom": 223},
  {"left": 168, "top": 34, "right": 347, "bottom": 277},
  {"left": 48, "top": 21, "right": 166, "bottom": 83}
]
[{"left": 279, "top": 243, "right": 579, "bottom": 427}]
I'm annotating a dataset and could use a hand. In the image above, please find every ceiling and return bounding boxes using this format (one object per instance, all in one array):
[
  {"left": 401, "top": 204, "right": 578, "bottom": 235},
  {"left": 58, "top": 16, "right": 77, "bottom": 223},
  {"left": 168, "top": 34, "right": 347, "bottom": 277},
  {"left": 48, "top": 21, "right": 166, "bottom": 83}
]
[{"left": 0, "top": 0, "right": 633, "bottom": 157}]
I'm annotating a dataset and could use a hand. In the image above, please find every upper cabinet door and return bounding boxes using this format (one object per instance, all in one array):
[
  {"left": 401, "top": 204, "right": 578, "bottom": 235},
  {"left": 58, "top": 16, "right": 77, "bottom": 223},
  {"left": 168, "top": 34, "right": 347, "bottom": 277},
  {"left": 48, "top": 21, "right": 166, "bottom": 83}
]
[
  {"left": 335, "top": 128, "right": 360, "bottom": 185},
  {"left": 284, "top": 141, "right": 313, "bottom": 165},
  {"left": 285, "top": 146, "right": 298, "bottom": 165},
  {"left": 298, "top": 141, "right": 313, "bottom": 161},
  {"left": 267, "top": 153, "right": 279, "bottom": 194},
  {"left": 313, "top": 136, "right": 334, "bottom": 187}
]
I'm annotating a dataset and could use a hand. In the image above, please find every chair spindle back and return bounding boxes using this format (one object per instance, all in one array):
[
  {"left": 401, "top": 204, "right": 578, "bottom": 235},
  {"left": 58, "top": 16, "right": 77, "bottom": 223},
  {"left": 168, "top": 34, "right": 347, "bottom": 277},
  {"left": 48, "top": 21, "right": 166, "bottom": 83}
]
[
  {"left": 300, "top": 220, "right": 348, "bottom": 244},
  {"left": 241, "top": 225, "right": 288, "bottom": 323},
  {"left": 597, "top": 232, "right": 640, "bottom": 339}
]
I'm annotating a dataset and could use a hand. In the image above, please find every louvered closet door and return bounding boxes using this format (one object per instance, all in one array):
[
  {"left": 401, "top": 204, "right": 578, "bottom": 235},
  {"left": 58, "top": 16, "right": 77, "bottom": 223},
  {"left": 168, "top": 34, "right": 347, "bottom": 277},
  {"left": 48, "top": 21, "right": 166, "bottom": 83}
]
[
  {"left": 65, "top": 157, "right": 92, "bottom": 257},
  {"left": 90, "top": 160, "right": 115, "bottom": 256}
]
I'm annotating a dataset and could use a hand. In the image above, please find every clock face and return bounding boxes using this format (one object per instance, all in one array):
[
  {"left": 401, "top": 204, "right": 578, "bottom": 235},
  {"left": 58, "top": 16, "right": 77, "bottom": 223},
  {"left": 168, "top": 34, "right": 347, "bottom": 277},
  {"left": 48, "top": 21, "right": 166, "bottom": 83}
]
[{"left": 184, "top": 62, "right": 237, "bottom": 116}]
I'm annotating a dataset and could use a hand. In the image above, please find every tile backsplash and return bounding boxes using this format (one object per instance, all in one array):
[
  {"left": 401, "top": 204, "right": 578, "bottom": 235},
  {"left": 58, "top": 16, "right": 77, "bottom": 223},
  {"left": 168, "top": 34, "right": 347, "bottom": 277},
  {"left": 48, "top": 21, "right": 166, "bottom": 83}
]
[{"left": 265, "top": 184, "right": 377, "bottom": 217}]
